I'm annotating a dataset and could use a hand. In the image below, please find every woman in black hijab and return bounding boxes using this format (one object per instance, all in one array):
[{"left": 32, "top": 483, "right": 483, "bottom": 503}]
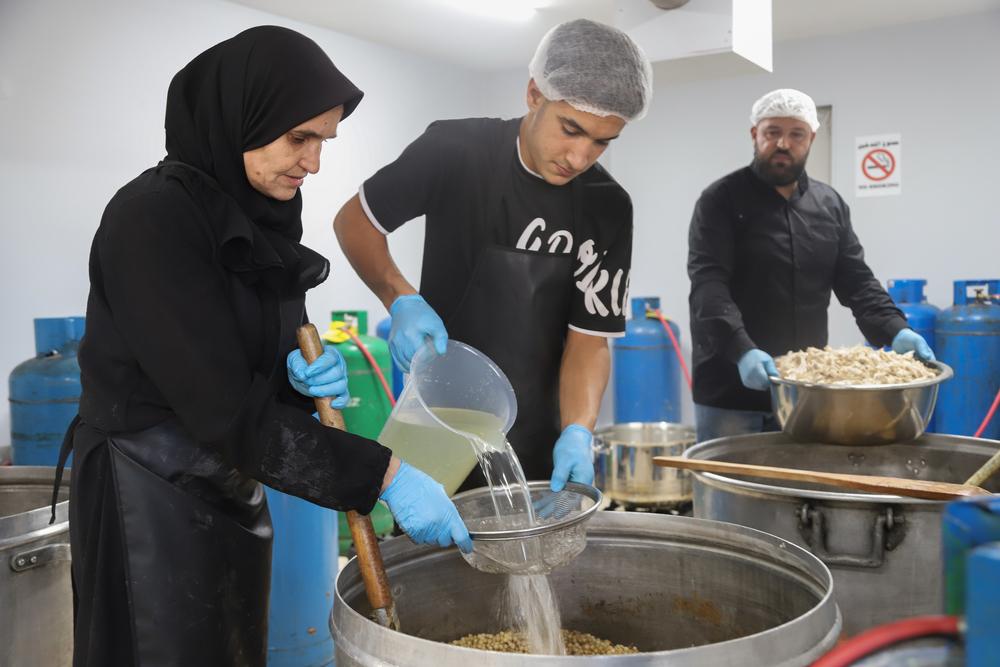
[{"left": 63, "top": 26, "right": 471, "bottom": 666}]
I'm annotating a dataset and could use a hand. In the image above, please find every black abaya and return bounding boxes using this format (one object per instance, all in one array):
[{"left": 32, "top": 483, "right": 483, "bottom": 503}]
[{"left": 65, "top": 26, "right": 385, "bottom": 666}]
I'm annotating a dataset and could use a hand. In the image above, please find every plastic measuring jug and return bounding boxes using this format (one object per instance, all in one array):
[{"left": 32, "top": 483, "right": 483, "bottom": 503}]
[{"left": 377, "top": 340, "right": 517, "bottom": 495}]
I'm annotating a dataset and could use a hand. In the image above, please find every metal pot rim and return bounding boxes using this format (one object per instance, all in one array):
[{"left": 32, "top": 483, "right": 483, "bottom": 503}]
[
  {"left": 0, "top": 466, "right": 70, "bottom": 548},
  {"left": 768, "top": 360, "right": 953, "bottom": 391},
  {"left": 595, "top": 421, "right": 695, "bottom": 435},
  {"left": 684, "top": 433, "right": 996, "bottom": 503}
]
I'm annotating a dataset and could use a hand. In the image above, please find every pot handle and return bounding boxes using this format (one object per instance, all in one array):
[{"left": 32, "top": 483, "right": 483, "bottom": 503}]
[
  {"left": 797, "top": 504, "right": 907, "bottom": 569},
  {"left": 591, "top": 435, "right": 611, "bottom": 457},
  {"left": 10, "top": 543, "right": 71, "bottom": 573}
]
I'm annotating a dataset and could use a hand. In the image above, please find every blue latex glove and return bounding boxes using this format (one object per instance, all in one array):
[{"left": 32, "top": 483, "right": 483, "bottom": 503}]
[
  {"left": 380, "top": 461, "right": 472, "bottom": 554},
  {"left": 892, "top": 328, "right": 936, "bottom": 361},
  {"left": 286, "top": 346, "right": 350, "bottom": 409},
  {"left": 551, "top": 424, "right": 595, "bottom": 492},
  {"left": 388, "top": 295, "right": 448, "bottom": 373},
  {"left": 737, "top": 349, "right": 779, "bottom": 391}
]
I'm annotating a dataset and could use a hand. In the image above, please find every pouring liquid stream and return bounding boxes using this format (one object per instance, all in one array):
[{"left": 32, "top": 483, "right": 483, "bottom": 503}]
[
  {"left": 379, "top": 406, "right": 565, "bottom": 655},
  {"left": 468, "top": 431, "right": 566, "bottom": 657}
]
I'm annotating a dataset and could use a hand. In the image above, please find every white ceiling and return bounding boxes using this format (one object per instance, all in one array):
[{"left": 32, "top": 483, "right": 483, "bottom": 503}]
[{"left": 230, "top": 0, "right": 1000, "bottom": 72}]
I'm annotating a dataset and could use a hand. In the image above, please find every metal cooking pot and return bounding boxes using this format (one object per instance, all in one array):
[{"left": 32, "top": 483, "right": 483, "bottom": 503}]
[
  {"left": 0, "top": 466, "right": 71, "bottom": 666},
  {"left": 593, "top": 422, "right": 695, "bottom": 507},
  {"left": 331, "top": 512, "right": 841, "bottom": 665},
  {"left": 686, "top": 432, "right": 1000, "bottom": 636}
]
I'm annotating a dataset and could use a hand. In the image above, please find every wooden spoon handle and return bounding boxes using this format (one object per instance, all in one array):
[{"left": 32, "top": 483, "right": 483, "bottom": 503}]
[
  {"left": 296, "top": 324, "right": 399, "bottom": 630},
  {"left": 965, "top": 448, "right": 1000, "bottom": 488},
  {"left": 296, "top": 324, "right": 346, "bottom": 430},
  {"left": 654, "top": 456, "right": 990, "bottom": 501}
]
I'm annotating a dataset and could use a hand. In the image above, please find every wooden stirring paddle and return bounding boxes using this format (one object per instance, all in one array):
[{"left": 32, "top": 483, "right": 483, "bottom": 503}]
[
  {"left": 297, "top": 324, "right": 400, "bottom": 631},
  {"left": 654, "top": 456, "right": 991, "bottom": 501},
  {"left": 965, "top": 448, "right": 1000, "bottom": 489}
]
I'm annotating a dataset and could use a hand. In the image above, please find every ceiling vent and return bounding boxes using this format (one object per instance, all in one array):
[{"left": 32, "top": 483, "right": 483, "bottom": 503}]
[{"left": 616, "top": 0, "right": 772, "bottom": 72}]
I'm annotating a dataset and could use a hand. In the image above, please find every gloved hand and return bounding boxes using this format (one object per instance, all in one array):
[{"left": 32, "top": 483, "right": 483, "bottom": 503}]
[
  {"left": 737, "top": 349, "right": 779, "bottom": 391},
  {"left": 388, "top": 294, "right": 448, "bottom": 373},
  {"left": 551, "top": 424, "right": 595, "bottom": 492},
  {"left": 286, "top": 346, "right": 350, "bottom": 409},
  {"left": 380, "top": 461, "right": 472, "bottom": 554},
  {"left": 892, "top": 328, "right": 936, "bottom": 361}
]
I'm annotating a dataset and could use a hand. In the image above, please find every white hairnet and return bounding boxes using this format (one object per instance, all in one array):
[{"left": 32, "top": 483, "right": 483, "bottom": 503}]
[
  {"left": 529, "top": 19, "right": 653, "bottom": 122},
  {"left": 750, "top": 89, "right": 820, "bottom": 132}
]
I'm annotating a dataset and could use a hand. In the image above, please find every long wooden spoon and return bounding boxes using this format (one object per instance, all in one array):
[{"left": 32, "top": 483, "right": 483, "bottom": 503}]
[
  {"left": 297, "top": 324, "right": 400, "bottom": 631},
  {"left": 654, "top": 456, "right": 990, "bottom": 501},
  {"left": 965, "top": 448, "right": 1000, "bottom": 488}
]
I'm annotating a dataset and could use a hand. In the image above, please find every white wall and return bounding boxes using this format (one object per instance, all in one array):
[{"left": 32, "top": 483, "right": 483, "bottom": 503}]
[
  {"left": 0, "top": 0, "right": 482, "bottom": 442},
  {"left": 3, "top": 4, "right": 998, "bottom": 439},
  {"left": 482, "top": 10, "right": 1000, "bottom": 426}
]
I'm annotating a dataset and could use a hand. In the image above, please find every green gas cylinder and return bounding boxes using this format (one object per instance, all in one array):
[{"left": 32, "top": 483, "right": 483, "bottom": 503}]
[{"left": 323, "top": 310, "right": 396, "bottom": 554}]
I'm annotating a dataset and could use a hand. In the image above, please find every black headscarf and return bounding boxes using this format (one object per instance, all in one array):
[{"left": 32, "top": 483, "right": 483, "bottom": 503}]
[{"left": 162, "top": 26, "right": 363, "bottom": 288}]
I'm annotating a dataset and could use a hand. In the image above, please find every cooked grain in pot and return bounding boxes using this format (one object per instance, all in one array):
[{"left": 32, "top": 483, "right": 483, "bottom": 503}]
[
  {"left": 451, "top": 629, "right": 639, "bottom": 655},
  {"left": 776, "top": 346, "right": 937, "bottom": 385}
]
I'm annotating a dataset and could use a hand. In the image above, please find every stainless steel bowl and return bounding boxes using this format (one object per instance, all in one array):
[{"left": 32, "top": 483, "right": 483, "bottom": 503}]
[{"left": 769, "top": 360, "right": 953, "bottom": 445}]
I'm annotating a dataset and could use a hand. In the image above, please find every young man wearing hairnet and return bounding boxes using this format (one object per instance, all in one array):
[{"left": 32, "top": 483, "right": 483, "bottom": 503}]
[
  {"left": 335, "top": 20, "right": 652, "bottom": 491},
  {"left": 687, "top": 89, "right": 935, "bottom": 442}
]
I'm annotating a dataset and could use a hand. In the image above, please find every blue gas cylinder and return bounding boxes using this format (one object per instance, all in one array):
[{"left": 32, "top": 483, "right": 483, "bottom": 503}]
[
  {"left": 9, "top": 317, "right": 85, "bottom": 465},
  {"left": 613, "top": 297, "right": 681, "bottom": 423},
  {"left": 264, "top": 487, "right": 337, "bottom": 667},
  {"left": 887, "top": 279, "right": 941, "bottom": 430},
  {"left": 967, "top": 543, "right": 1000, "bottom": 666},
  {"left": 887, "top": 279, "right": 939, "bottom": 351},
  {"left": 375, "top": 316, "right": 403, "bottom": 399},
  {"left": 935, "top": 280, "right": 1000, "bottom": 439},
  {"left": 942, "top": 496, "right": 1000, "bottom": 666}
]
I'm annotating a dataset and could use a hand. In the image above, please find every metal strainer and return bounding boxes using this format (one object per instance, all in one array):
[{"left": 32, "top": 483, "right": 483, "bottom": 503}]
[{"left": 451, "top": 481, "right": 602, "bottom": 575}]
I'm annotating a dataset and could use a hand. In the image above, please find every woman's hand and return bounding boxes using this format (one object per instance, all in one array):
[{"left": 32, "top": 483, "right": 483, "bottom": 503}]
[
  {"left": 286, "top": 346, "right": 350, "bottom": 408},
  {"left": 379, "top": 459, "right": 472, "bottom": 553}
]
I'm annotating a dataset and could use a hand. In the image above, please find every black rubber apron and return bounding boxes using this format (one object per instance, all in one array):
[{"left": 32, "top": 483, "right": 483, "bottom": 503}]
[
  {"left": 56, "top": 293, "right": 304, "bottom": 667},
  {"left": 451, "top": 125, "right": 582, "bottom": 490}
]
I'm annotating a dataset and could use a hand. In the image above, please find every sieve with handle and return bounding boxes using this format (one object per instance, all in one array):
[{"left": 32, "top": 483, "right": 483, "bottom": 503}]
[{"left": 451, "top": 481, "right": 602, "bottom": 575}]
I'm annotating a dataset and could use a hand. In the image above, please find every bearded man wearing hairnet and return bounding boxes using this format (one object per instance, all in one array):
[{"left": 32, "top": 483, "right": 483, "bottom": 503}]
[
  {"left": 335, "top": 19, "right": 652, "bottom": 491},
  {"left": 687, "top": 88, "right": 935, "bottom": 442}
]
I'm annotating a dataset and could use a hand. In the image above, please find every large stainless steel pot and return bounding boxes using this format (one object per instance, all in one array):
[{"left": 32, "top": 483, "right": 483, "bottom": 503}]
[
  {"left": 686, "top": 433, "right": 1000, "bottom": 636},
  {"left": 331, "top": 512, "right": 841, "bottom": 665},
  {"left": 0, "top": 466, "right": 71, "bottom": 666},
  {"left": 593, "top": 422, "right": 695, "bottom": 507}
]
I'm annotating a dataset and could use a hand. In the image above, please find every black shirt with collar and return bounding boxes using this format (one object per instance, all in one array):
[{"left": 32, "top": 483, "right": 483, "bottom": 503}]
[{"left": 687, "top": 165, "right": 907, "bottom": 411}]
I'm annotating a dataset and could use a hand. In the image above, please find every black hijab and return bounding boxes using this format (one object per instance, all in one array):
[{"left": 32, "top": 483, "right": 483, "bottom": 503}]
[{"left": 162, "top": 26, "right": 362, "bottom": 288}]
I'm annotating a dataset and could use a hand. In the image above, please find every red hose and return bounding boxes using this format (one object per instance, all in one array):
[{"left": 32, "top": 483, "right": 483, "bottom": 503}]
[
  {"left": 650, "top": 309, "right": 693, "bottom": 390},
  {"left": 811, "top": 616, "right": 960, "bottom": 667},
  {"left": 973, "top": 385, "right": 1000, "bottom": 439},
  {"left": 340, "top": 327, "right": 396, "bottom": 407}
]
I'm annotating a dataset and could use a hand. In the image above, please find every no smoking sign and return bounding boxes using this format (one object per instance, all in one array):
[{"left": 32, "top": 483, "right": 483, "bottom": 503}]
[{"left": 856, "top": 134, "right": 901, "bottom": 197}]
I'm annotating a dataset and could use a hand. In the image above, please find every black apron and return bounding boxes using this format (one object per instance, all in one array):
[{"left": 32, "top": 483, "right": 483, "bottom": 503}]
[
  {"left": 55, "top": 293, "right": 305, "bottom": 667},
  {"left": 452, "top": 124, "right": 582, "bottom": 490}
]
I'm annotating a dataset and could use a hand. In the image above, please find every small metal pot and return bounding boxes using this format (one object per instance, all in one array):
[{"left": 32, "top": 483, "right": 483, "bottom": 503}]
[{"left": 594, "top": 422, "right": 695, "bottom": 507}]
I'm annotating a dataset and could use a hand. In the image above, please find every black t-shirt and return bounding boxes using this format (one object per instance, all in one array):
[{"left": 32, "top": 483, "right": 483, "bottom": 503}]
[{"left": 361, "top": 117, "right": 632, "bottom": 336}]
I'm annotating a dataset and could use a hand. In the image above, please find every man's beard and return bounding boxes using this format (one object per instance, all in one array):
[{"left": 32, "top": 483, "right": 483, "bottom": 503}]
[{"left": 751, "top": 147, "right": 808, "bottom": 187}]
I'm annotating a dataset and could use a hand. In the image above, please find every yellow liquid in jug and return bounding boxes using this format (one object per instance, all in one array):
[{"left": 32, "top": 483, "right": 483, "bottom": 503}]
[{"left": 378, "top": 407, "right": 506, "bottom": 496}]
